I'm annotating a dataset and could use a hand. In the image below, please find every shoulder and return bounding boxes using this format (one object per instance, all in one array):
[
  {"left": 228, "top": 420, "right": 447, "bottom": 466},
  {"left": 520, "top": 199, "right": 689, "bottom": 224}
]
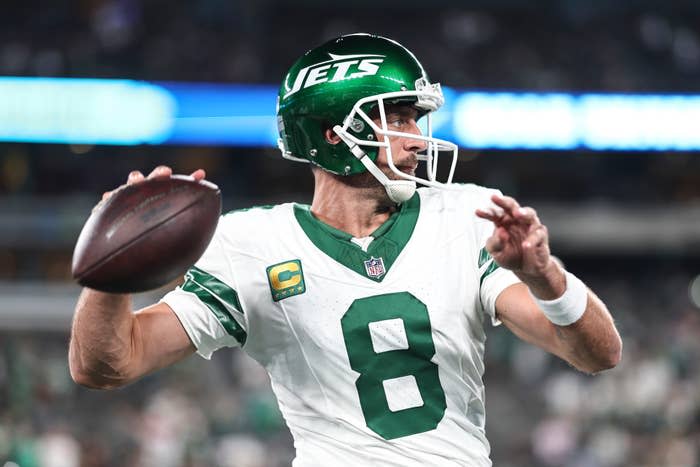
[
  {"left": 417, "top": 183, "right": 502, "bottom": 211},
  {"left": 214, "top": 203, "right": 295, "bottom": 251},
  {"left": 416, "top": 184, "right": 501, "bottom": 242},
  {"left": 221, "top": 203, "right": 294, "bottom": 225},
  {"left": 221, "top": 203, "right": 291, "bottom": 224}
]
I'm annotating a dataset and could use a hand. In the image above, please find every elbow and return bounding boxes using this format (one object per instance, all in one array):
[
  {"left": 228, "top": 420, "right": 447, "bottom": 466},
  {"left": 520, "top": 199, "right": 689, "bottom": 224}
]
[
  {"left": 602, "top": 336, "right": 623, "bottom": 371},
  {"left": 592, "top": 349, "right": 621, "bottom": 373},
  {"left": 581, "top": 335, "right": 623, "bottom": 374},
  {"left": 70, "top": 367, "right": 108, "bottom": 390},
  {"left": 69, "top": 352, "right": 133, "bottom": 390},
  {"left": 69, "top": 361, "right": 108, "bottom": 390},
  {"left": 70, "top": 365, "right": 132, "bottom": 390}
]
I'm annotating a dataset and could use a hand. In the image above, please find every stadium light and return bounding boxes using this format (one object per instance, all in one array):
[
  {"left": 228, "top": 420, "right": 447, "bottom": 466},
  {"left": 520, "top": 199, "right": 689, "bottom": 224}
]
[
  {"left": 0, "top": 78, "right": 176, "bottom": 145},
  {"left": 2, "top": 77, "right": 700, "bottom": 151}
]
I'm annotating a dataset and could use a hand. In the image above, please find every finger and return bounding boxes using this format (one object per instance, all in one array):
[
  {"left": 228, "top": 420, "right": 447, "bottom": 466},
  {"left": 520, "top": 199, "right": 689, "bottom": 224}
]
[
  {"left": 190, "top": 169, "right": 206, "bottom": 181},
  {"left": 514, "top": 206, "right": 538, "bottom": 223},
  {"left": 522, "top": 225, "right": 548, "bottom": 250},
  {"left": 147, "top": 165, "right": 172, "bottom": 179},
  {"left": 102, "top": 191, "right": 112, "bottom": 201},
  {"left": 475, "top": 208, "right": 497, "bottom": 222},
  {"left": 475, "top": 207, "right": 506, "bottom": 223},
  {"left": 491, "top": 194, "right": 521, "bottom": 215},
  {"left": 127, "top": 170, "right": 144, "bottom": 184},
  {"left": 475, "top": 209, "right": 491, "bottom": 221},
  {"left": 486, "top": 226, "right": 509, "bottom": 253}
]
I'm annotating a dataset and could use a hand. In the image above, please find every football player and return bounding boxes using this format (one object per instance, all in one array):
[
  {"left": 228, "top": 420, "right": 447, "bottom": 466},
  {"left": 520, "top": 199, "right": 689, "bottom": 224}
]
[{"left": 69, "top": 33, "right": 622, "bottom": 466}]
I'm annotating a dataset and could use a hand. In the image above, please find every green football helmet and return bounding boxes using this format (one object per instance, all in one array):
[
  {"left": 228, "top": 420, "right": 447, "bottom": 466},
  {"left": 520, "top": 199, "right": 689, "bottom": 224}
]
[{"left": 276, "top": 33, "right": 458, "bottom": 203}]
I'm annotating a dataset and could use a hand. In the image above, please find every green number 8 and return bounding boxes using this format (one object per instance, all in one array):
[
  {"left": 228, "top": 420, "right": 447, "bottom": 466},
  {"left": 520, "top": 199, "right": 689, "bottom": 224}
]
[{"left": 341, "top": 292, "right": 447, "bottom": 439}]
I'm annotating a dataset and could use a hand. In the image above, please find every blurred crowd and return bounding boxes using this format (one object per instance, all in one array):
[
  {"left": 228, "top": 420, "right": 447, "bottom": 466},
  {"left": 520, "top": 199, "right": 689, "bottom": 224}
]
[
  {"left": 3, "top": 0, "right": 700, "bottom": 91},
  {"left": 1, "top": 0, "right": 700, "bottom": 466},
  {"left": 0, "top": 328, "right": 294, "bottom": 467}
]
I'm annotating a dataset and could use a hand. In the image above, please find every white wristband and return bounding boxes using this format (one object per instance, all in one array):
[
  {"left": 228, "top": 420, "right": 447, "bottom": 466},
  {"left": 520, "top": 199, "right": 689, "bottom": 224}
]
[{"left": 532, "top": 271, "right": 588, "bottom": 326}]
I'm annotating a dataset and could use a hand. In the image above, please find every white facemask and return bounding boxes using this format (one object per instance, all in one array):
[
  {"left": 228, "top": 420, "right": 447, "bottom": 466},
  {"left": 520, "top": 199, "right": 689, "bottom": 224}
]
[{"left": 333, "top": 78, "right": 460, "bottom": 203}]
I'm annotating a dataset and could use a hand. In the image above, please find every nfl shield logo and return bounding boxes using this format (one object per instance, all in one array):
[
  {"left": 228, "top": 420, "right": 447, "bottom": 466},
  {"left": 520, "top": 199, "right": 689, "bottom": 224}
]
[{"left": 364, "top": 256, "right": 386, "bottom": 279}]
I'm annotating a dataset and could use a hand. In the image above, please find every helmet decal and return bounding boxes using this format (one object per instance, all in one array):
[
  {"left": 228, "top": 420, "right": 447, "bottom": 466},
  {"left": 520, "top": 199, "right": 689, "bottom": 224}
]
[{"left": 283, "top": 53, "right": 386, "bottom": 100}]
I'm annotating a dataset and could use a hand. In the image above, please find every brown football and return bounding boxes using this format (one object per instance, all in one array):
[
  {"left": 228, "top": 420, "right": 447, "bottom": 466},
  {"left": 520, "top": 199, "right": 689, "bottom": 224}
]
[{"left": 72, "top": 175, "right": 221, "bottom": 293}]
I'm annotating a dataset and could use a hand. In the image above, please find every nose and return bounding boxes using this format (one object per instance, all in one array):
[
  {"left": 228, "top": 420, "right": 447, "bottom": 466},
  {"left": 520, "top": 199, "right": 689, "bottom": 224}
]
[{"left": 404, "top": 120, "right": 427, "bottom": 152}]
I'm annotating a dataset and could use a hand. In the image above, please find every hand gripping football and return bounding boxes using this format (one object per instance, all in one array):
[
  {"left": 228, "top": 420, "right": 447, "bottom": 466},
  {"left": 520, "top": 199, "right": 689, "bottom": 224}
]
[{"left": 72, "top": 175, "right": 221, "bottom": 293}]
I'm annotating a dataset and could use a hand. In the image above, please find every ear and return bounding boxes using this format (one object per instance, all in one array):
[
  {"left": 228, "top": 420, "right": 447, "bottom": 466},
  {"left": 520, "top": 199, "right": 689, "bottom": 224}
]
[{"left": 324, "top": 128, "right": 342, "bottom": 145}]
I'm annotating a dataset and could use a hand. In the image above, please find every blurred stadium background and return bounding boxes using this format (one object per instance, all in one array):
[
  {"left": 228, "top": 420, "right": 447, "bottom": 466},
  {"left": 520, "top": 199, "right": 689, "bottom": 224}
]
[{"left": 2, "top": 0, "right": 700, "bottom": 466}]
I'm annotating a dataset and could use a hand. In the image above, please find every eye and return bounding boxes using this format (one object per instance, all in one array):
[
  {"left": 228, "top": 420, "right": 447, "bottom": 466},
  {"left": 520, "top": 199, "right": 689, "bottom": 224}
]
[{"left": 388, "top": 117, "right": 407, "bottom": 128}]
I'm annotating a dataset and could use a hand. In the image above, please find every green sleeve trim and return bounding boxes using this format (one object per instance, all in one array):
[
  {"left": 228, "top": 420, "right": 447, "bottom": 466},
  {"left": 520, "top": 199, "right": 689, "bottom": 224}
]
[
  {"left": 478, "top": 247, "right": 491, "bottom": 268},
  {"left": 186, "top": 266, "right": 243, "bottom": 313},
  {"left": 479, "top": 260, "right": 501, "bottom": 287},
  {"left": 182, "top": 267, "right": 247, "bottom": 345}
]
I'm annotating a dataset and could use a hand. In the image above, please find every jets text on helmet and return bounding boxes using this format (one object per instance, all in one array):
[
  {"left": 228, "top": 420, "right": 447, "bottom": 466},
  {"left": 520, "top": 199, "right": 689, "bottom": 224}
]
[{"left": 283, "top": 53, "right": 385, "bottom": 99}]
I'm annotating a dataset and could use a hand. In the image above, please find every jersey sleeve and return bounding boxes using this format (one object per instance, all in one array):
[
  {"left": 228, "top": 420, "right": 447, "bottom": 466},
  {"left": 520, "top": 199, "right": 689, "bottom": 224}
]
[
  {"left": 160, "top": 217, "right": 248, "bottom": 359},
  {"left": 472, "top": 188, "right": 521, "bottom": 326}
]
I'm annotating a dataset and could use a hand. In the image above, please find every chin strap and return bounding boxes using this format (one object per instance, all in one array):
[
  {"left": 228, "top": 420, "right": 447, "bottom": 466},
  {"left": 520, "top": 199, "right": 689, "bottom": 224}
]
[{"left": 333, "top": 125, "right": 416, "bottom": 204}]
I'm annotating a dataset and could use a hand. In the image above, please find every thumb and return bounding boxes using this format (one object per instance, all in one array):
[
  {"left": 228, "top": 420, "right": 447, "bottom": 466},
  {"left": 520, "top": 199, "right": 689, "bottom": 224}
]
[{"left": 486, "top": 227, "right": 508, "bottom": 254}]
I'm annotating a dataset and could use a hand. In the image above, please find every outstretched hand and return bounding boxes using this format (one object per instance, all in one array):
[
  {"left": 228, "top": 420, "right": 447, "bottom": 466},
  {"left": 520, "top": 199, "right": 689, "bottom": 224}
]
[
  {"left": 101, "top": 166, "right": 206, "bottom": 202},
  {"left": 475, "top": 194, "right": 552, "bottom": 278}
]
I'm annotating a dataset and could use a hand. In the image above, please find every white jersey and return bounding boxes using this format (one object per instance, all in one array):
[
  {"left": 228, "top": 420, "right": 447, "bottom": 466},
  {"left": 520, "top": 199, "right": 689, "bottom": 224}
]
[{"left": 162, "top": 184, "right": 520, "bottom": 466}]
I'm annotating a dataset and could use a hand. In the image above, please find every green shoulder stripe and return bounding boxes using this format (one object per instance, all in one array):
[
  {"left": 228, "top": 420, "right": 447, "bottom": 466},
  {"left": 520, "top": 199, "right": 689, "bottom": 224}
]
[
  {"left": 479, "top": 259, "right": 501, "bottom": 286},
  {"left": 478, "top": 247, "right": 491, "bottom": 268},
  {"left": 186, "top": 267, "right": 243, "bottom": 312},
  {"left": 182, "top": 267, "right": 247, "bottom": 345},
  {"left": 478, "top": 247, "right": 501, "bottom": 285}
]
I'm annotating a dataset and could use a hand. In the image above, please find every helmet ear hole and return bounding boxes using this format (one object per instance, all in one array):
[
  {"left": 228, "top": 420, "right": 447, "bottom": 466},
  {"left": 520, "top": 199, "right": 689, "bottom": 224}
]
[{"left": 324, "top": 128, "right": 341, "bottom": 145}]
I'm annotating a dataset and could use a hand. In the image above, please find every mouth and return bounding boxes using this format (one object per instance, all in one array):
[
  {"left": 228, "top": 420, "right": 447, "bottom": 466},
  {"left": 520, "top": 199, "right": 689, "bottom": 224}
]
[
  {"left": 394, "top": 155, "right": 419, "bottom": 176},
  {"left": 396, "top": 164, "right": 418, "bottom": 176}
]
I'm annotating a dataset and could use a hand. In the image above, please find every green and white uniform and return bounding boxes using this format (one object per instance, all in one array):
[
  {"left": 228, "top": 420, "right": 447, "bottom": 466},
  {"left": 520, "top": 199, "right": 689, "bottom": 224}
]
[{"left": 161, "top": 184, "right": 520, "bottom": 466}]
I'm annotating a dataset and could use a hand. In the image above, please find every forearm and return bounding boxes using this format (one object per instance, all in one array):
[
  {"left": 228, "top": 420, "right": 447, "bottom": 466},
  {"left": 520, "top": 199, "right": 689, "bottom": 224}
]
[
  {"left": 550, "top": 290, "right": 622, "bottom": 374},
  {"left": 69, "top": 288, "right": 138, "bottom": 389},
  {"left": 503, "top": 262, "right": 622, "bottom": 374}
]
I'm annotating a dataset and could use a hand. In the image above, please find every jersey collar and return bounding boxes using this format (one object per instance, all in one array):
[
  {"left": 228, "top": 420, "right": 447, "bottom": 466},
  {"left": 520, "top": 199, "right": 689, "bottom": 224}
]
[{"left": 293, "top": 193, "right": 420, "bottom": 282}]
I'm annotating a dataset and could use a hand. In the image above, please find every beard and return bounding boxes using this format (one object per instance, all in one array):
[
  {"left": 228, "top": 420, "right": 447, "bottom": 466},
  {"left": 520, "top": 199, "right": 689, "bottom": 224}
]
[
  {"left": 341, "top": 156, "right": 416, "bottom": 186},
  {"left": 327, "top": 166, "right": 405, "bottom": 213},
  {"left": 340, "top": 171, "right": 397, "bottom": 212},
  {"left": 312, "top": 149, "right": 417, "bottom": 212}
]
